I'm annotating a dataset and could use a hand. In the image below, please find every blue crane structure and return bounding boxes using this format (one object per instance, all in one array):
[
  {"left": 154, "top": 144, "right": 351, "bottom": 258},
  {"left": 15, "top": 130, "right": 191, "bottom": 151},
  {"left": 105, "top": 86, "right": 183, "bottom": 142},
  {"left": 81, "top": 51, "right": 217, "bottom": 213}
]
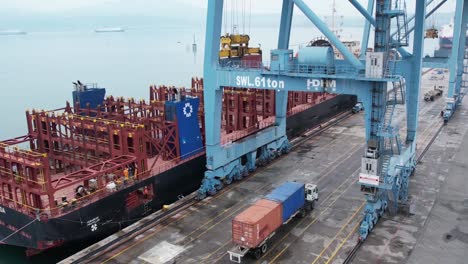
[
  {"left": 199, "top": 0, "right": 466, "bottom": 241},
  {"left": 443, "top": 0, "right": 468, "bottom": 122}
]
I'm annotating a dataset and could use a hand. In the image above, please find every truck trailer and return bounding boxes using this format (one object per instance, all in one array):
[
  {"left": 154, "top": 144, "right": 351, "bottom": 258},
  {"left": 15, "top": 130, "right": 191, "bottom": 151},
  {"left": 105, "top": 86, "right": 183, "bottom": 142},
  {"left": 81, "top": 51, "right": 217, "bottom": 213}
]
[
  {"left": 424, "top": 86, "right": 444, "bottom": 101},
  {"left": 228, "top": 182, "right": 319, "bottom": 263}
]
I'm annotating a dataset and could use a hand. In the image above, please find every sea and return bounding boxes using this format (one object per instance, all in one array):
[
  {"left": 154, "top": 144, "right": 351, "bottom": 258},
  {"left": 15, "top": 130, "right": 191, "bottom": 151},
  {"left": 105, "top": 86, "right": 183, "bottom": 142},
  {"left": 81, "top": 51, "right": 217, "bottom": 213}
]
[{"left": 0, "top": 21, "right": 439, "bottom": 263}]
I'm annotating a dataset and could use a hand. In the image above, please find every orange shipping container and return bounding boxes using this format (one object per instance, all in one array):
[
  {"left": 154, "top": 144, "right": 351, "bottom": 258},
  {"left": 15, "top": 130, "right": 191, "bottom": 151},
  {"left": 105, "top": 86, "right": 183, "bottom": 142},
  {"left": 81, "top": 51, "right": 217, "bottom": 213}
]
[{"left": 232, "top": 199, "right": 283, "bottom": 249}]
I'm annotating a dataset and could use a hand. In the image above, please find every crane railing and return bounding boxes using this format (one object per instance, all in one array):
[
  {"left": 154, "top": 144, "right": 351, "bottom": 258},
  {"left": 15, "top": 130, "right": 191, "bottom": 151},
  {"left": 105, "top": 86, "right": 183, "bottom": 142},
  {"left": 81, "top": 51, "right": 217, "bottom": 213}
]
[{"left": 218, "top": 60, "right": 404, "bottom": 80}]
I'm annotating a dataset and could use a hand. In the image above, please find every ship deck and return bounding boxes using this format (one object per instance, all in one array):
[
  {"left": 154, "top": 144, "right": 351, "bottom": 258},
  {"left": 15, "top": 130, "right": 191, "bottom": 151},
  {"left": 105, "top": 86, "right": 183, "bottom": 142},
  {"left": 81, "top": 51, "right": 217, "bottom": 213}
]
[
  {"left": 50, "top": 101, "right": 321, "bottom": 210},
  {"left": 32, "top": 105, "right": 299, "bottom": 217},
  {"left": 60, "top": 69, "right": 468, "bottom": 264}
]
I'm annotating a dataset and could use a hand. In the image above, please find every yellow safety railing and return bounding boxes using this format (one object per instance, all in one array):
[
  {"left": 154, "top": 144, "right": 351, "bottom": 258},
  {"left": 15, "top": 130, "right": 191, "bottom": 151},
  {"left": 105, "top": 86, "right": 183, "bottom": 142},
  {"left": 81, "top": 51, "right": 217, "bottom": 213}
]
[
  {"left": 0, "top": 142, "right": 46, "bottom": 158},
  {"left": 0, "top": 146, "right": 205, "bottom": 217},
  {"left": 0, "top": 167, "right": 47, "bottom": 185},
  {"left": 64, "top": 113, "right": 144, "bottom": 129}
]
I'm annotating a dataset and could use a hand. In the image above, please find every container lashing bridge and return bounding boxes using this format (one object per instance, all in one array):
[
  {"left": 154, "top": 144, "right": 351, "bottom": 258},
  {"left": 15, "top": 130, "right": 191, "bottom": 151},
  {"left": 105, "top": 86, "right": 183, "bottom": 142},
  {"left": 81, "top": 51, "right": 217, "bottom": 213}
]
[{"left": 199, "top": 0, "right": 466, "bottom": 241}]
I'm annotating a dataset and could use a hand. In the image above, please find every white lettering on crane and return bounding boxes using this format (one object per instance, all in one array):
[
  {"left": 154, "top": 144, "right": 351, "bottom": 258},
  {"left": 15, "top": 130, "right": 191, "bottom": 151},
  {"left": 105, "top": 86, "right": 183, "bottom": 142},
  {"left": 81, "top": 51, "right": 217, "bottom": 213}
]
[
  {"left": 235, "top": 76, "right": 284, "bottom": 89},
  {"left": 236, "top": 76, "right": 248, "bottom": 86},
  {"left": 307, "top": 79, "right": 337, "bottom": 91}
]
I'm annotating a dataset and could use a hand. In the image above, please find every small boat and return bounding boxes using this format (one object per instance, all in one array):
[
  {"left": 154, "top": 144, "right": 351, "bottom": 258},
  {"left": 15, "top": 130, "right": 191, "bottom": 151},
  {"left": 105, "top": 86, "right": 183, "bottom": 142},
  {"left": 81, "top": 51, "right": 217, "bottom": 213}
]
[
  {"left": 0, "top": 30, "right": 27, "bottom": 35},
  {"left": 94, "top": 27, "right": 125, "bottom": 33}
]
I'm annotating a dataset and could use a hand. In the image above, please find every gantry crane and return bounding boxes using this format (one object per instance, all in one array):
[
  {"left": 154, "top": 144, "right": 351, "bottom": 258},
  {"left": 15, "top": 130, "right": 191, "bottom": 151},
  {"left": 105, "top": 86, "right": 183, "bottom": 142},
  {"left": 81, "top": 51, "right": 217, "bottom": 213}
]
[
  {"left": 443, "top": 0, "right": 468, "bottom": 122},
  {"left": 199, "top": 0, "right": 466, "bottom": 241}
]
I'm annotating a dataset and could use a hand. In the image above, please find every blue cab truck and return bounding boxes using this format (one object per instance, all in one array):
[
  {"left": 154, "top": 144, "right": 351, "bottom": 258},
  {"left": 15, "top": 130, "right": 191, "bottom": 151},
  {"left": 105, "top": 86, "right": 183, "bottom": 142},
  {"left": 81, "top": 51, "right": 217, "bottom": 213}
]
[{"left": 266, "top": 182, "right": 319, "bottom": 220}]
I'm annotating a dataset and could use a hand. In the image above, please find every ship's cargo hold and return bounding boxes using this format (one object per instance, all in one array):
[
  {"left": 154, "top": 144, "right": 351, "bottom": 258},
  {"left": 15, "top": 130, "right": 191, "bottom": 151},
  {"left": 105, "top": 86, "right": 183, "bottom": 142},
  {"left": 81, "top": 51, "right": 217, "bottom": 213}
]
[
  {"left": 232, "top": 199, "right": 282, "bottom": 249},
  {"left": 228, "top": 182, "right": 318, "bottom": 263},
  {"left": 265, "top": 182, "right": 306, "bottom": 223}
]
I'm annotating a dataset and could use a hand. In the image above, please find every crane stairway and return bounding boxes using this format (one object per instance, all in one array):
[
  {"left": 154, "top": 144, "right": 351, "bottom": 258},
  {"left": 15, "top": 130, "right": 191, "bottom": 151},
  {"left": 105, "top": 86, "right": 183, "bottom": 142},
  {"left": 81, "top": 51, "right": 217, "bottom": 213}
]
[
  {"left": 460, "top": 62, "right": 468, "bottom": 101},
  {"left": 394, "top": 3, "right": 409, "bottom": 47}
]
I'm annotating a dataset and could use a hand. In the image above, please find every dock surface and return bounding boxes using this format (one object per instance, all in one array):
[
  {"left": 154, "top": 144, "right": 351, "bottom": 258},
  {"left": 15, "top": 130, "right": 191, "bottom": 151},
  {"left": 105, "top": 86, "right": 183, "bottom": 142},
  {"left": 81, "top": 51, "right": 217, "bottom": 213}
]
[{"left": 61, "top": 69, "right": 468, "bottom": 264}]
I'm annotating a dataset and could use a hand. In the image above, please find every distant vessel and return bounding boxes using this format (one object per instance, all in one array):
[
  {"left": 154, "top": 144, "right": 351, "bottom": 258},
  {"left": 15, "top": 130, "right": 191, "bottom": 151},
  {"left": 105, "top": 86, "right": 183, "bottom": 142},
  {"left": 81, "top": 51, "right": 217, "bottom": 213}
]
[
  {"left": 192, "top": 35, "right": 197, "bottom": 54},
  {"left": 434, "top": 21, "right": 468, "bottom": 58},
  {"left": 439, "top": 22, "right": 454, "bottom": 49},
  {"left": 94, "top": 27, "right": 124, "bottom": 33},
  {"left": 321, "top": 0, "right": 362, "bottom": 59},
  {"left": 0, "top": 30, "right": 27, "bottom": 35}
]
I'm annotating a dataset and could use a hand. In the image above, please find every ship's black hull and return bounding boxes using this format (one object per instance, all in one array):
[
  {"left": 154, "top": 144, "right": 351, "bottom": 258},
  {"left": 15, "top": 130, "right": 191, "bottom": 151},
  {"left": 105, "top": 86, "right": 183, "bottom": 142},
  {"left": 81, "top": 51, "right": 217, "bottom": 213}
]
[
  {"left": 286, "top": 95, "right": 356, "bottom": 138},
  {"left": 0, "top": 154, "right": 207, "bottom": 252},
  {"left": 0, "top": 94, "right": 356, "bottom": 252}
]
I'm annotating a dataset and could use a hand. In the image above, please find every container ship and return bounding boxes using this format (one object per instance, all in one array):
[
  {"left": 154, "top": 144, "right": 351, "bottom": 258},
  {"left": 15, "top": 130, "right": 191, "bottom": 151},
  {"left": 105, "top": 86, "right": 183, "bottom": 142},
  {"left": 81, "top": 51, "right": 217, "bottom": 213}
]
[
  {"left": 0, "top": 30, "right": 27, "bottom": 35},
  {"left": 94, "top": 27, "right": 125, "bottom": 33},
  {"left": 434, "top": 21, "right": 468, "bottom": 58},
  {"left": 0, "top": 35, "right": 356, "bottom": 255}
]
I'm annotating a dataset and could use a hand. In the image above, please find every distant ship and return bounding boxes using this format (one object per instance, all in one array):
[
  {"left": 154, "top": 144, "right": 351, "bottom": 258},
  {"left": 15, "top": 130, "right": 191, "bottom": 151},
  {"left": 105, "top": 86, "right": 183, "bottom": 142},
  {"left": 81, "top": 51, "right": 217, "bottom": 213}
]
[
  {"left": 94, "top": 27, "right": 125, "bottom": 33},
  {"left": 0, "top": 30, "right": 27, "bottom": 35},
  {"left": 439, "top": 22, "right": 454, "bottom": 49},
  {"left": 434, "top": 22, "right": 468, "bottom": 58}
]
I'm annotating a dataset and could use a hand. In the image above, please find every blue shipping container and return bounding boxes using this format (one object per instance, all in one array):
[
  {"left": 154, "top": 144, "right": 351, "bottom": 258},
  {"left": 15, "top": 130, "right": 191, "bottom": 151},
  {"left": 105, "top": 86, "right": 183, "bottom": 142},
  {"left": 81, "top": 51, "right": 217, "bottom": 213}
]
[
  {"left": 164, "top": 97, "right": 203, "bottom": 159},
  {"left": 265, "top": 182, "right": 305, "bottom": 223},
  {"left": 72, "top": 88, "right": 106, "bottom": 110}
]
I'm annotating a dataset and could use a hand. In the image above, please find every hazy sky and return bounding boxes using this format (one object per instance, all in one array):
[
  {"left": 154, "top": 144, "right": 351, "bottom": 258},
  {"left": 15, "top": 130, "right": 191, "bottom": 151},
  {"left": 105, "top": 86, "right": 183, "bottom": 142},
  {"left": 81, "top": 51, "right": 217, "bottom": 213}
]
[{"left": 0, "top": 0, "right": 456, "bottom": 16}]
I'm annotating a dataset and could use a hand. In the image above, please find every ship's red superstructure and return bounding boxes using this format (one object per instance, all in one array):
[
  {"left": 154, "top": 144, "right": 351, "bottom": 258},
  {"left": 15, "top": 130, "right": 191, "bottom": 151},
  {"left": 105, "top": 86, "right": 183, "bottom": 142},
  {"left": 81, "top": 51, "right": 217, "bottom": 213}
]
[
  {"left": 0, "top": 80, "right": 336, "bottom": 223},
  {"left": 0, "top": 92, "right": 183, "bottom": 219}
]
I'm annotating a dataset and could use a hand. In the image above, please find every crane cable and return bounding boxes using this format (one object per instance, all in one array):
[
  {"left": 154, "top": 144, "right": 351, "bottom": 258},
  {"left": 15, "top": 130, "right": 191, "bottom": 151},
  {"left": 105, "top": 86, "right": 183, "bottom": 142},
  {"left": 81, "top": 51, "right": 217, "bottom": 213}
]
[
  {"left": 242, "top": 0, "right": 246, "bottom": 34},
  {"left": 228, "top": 0, "right": 249, "bottom": 35},
  {"left": 239, "top": 0, "right": 241, "bottom": 33},
  {"left": 235, "top": 0, "right": 237, "bottom": 33},
  {"left": 224, "top": 0, "right": 228, "bottom": 34},
  {"left": 249, "top": 0, "right": 252, "bottom": 35},
  {"left": 231, "top": 0, "right": 234, "bottom": 33}
]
